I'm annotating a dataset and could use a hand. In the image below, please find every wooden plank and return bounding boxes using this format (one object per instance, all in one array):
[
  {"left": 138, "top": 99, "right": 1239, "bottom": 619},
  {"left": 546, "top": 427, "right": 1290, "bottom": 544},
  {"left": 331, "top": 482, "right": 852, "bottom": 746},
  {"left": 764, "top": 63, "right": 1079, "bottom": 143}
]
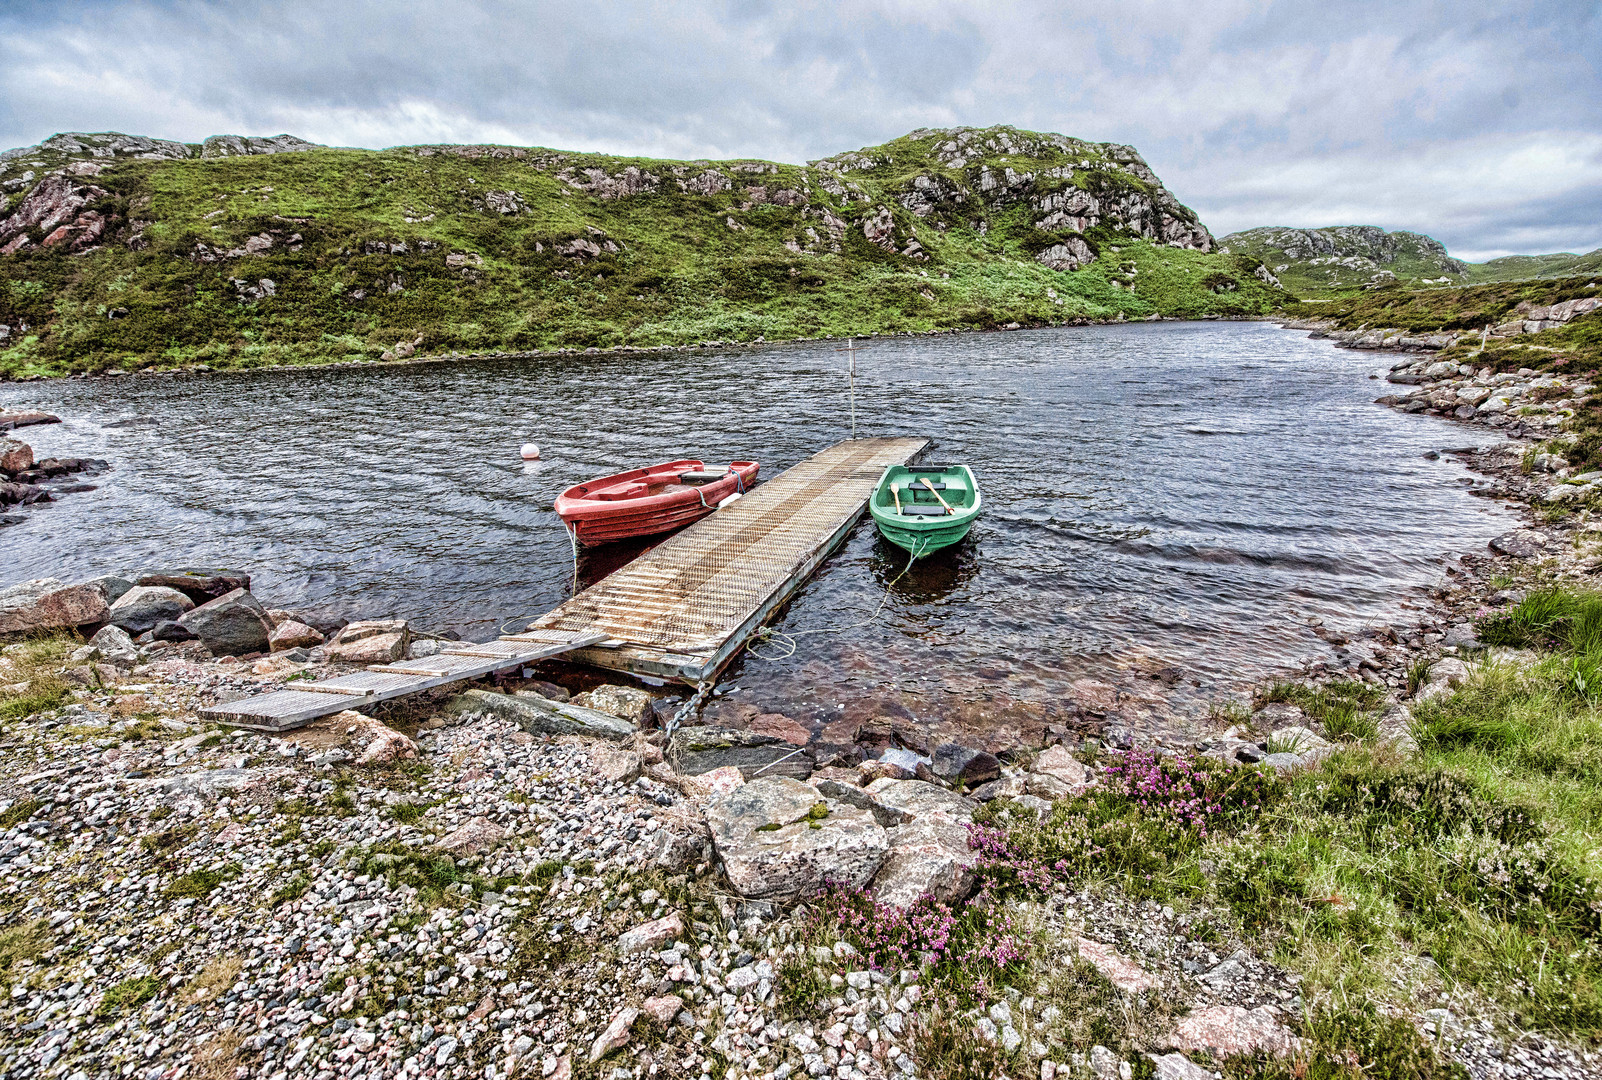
[
  {"left": 529, "top": 437, "right": 927, "bottom": 683},
  {"left": 203, "top": 630, "right": 609, "bottom": 732},
  {"left": 281, "top": 683, "right": 375, "bottom": 697}
]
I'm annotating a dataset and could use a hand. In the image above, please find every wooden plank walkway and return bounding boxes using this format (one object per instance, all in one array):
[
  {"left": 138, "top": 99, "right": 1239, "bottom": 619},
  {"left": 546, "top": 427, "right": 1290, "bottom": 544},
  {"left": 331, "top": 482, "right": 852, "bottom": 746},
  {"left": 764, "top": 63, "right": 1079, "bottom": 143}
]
[
  {"left": 528, "top": 436, "right": 929, "bottom": 683},
  {"left": 200, "top": 628, "right": 608, "bottom": 731},
  {"left": 202, "top": 436, "right": 926, "bottom": 729}
]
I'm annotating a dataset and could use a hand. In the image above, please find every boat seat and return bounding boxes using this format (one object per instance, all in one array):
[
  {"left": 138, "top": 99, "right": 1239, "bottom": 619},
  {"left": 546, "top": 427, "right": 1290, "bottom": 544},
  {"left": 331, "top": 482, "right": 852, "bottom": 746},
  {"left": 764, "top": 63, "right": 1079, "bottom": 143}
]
[
  {"left": 593, "top": 482, "right": 649, "bottom": 501},
  {"left": 905, "top": 480, "right": 946, "bottom": 490},
  {"left": 898, "top": 505, "right": 947, "bottom": 516},
  {"left": 679, "top": 470, "right": 725, "bottom": 483}
]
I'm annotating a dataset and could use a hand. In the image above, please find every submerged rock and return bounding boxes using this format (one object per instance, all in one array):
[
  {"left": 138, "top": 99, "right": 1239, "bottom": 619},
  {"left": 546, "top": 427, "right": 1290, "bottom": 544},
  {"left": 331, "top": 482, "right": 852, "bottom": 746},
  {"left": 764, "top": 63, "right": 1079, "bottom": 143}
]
[{"left": 930, "top": 743, "right": 1001, "bottom": 786}]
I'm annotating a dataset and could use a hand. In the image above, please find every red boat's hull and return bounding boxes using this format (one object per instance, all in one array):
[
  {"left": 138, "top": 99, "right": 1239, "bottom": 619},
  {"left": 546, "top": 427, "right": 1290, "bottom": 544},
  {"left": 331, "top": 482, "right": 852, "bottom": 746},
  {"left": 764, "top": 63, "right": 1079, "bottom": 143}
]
[{"left": 555, "top": 459, "right": 759, "bottom": 545}]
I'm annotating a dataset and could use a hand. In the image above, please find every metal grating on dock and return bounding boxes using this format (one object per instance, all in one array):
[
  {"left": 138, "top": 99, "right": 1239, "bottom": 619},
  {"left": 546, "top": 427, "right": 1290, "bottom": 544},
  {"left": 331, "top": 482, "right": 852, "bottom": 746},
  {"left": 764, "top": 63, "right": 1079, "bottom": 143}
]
[
  {"left": 528, "top": 436, "right": 929, "bottom": 683},
  {"left": 200, "top": 628, "right": 609, "bottom": 732}
]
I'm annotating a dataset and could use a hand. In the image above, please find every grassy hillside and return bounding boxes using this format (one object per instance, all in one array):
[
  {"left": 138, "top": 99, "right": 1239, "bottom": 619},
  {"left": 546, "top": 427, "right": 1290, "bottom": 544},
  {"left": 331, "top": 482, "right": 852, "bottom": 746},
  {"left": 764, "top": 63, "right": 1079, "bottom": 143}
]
[
  {"left": 1218, "top": 225, "right": 1468, "bottom": 293},
  {"left": 1221, "top": 224, "right": 1602, "bottom": 298},
  {"left": 0, "top": 127, "right": 1284, "bottom": 378},
  {"left": 1282, "top": 276, "right": 1600, "bottom": 335},
  {"left": 1467, "top": 248, "right": 1602, "bottom": 284}
]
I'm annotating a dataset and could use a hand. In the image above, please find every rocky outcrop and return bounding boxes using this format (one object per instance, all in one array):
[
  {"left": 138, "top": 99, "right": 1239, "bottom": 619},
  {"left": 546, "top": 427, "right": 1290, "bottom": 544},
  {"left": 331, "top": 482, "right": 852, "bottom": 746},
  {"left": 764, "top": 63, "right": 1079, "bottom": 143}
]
[
  {"left": 176, "top": 587, "right": 272, "bottom": 655},
  {"left": 667, "top": 725, "right": 811, "bottom": 779},
  {"left": 706, "top": 776, "right": 889, "bottom": 901},
  {"left": 0, "top": 172, "right": 111, "bottom": 254},
  {"left": 443, "top": 688, "right": 637, "bottom": 741},
  {"left": 0, "top": 577, "right": 111, "bottom": 636},
  {"left": 200, "top": 135, "right": 321, "bottom": 158},
  {"left": 108, "top": 585, "right": 195, "bottom": 635},
  {"left": 324, "top": 618, "right": 409, "bottom": 664},
  {"left": 1221, "top": 225, "right": 1467, "bottom": 290},
  {"left": 0, "top": 133, "right": 189, "bottom": 169}
]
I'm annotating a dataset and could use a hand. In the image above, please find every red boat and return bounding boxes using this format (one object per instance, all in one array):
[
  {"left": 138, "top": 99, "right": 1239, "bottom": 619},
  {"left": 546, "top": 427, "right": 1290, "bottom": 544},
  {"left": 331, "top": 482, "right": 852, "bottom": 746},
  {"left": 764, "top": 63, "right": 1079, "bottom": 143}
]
[{"left": 555, "top": 459, "right": 759, "bottom": 545}]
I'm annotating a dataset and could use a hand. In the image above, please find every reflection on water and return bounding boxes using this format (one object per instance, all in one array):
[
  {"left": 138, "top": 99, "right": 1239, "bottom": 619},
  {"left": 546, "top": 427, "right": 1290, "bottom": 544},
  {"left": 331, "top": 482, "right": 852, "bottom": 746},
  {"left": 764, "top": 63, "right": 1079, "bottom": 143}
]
[{"left": 1, "top": 322, "right": 1516, "bottom": 736}]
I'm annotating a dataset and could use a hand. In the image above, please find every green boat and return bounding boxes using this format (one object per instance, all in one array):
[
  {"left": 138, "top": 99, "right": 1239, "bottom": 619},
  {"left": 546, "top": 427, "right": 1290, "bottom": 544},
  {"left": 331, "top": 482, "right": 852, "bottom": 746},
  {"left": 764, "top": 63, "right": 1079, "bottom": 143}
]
[{"left": 869, "top": 464, "right": 983, "bottom": 557}]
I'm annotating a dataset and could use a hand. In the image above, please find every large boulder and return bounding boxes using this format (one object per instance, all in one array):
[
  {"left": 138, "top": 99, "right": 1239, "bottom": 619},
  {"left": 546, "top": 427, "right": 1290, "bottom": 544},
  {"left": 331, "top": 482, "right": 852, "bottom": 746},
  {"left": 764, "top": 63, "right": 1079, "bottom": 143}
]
[
  {"left": 0, "top": 438, "right": 33, "bottom": 475},
  {"left": 269, "top": 619, "right": 324, "bottom": 652},
  {"left": 706, "top": 776, "right": 888, "bottom": 901},
  {"left": 1035, "top": 743, "right": 1087, "bottom": 780},
  {"left": 668, "top": 725, "right": 812, "bottom": 780},
  {"left": 572, "top": 683, "right": 654, "bottom": 725},
  {"left": 136, "top": 569, "right": 251, "bottom": 605},
  {"left": 324, "top": 618, "right": 409, "bottom": 664},
  {"left": 864, "top": 778, "right": 979, "bottom": 823},
  {"left": 930, "top": 743, "right": 1001, "bottom": 787},
  {"left": 0, "top": 578, "right": 111, "bottom": 635},
  {"left": 442, "top": 688, "right": 635, "bottom": 741},
  {"left": 88, "top": 624, "right": 139, "bottom": 667},
  {"left": 84, "top": 575, "right": 135, "bottom": 607},
  {"left": 176, "top": 587, "right": 272, "bottom": 656},
  {"left": 108, "top": 585, "right": 195, "bottom": 635},
  {"left": 870, "top": 816, "right": 978, "bottom": 909}
]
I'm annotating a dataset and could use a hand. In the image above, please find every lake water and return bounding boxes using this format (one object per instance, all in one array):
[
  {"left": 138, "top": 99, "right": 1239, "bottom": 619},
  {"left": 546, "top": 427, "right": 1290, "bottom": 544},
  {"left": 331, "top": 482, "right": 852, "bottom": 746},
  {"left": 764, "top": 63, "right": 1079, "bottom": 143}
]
[{"left": 0, "top": 322, "right": 1516, "bottom": 742}]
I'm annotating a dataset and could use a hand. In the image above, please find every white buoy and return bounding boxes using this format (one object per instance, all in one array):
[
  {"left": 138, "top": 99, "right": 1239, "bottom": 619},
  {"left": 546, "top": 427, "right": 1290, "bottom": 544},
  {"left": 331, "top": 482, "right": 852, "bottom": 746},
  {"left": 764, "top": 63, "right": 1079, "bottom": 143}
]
[
  {"left": 717, "top": 491, "right": 743, "bottom": 509},
  {"left": 520, "top": 443, "right": 541, "bottom": 460}
]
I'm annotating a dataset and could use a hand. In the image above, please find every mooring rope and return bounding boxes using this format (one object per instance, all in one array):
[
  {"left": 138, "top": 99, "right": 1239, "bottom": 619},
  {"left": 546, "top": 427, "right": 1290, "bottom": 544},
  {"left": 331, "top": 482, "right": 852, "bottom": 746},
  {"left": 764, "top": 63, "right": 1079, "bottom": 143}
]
[{"left": 745, "top": 536, "right": 928, "bottom": 661}]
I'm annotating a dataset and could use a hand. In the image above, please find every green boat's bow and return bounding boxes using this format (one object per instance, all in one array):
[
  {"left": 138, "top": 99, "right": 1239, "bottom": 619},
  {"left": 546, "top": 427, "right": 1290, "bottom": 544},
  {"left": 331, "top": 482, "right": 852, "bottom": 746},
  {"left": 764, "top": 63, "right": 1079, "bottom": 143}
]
[{"left": 868, "top": 464, "right": 983, "bottom": 557}]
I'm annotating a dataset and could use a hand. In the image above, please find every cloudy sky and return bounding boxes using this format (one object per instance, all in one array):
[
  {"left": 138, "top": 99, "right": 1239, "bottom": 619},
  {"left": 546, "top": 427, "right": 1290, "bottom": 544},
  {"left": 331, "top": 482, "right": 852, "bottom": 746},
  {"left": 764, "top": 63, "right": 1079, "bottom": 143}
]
[{"left": 1, "top": 0, "right": 1598, "bottom": 261}]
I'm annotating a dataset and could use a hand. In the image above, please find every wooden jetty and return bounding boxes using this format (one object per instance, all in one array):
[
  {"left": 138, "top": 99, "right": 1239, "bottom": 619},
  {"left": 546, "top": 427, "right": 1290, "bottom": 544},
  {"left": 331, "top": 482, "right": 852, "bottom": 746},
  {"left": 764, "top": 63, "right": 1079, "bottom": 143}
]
[
  {"left": 201, "top": 628, "right": 609, "bottom": 731},
  {"left": 529, "top": 436, "right": 928, "bottom": 683},
  {"left": 201, "top": 436, "right": 926, "bottom": 730}
]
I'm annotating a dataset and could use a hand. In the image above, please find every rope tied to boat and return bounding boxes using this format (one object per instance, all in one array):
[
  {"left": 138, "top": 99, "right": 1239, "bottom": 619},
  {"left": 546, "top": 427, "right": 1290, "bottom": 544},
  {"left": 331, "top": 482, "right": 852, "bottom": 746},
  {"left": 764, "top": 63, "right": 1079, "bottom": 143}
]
[{"left": 745, "top": 535, "right": 929, "bottom": 661}]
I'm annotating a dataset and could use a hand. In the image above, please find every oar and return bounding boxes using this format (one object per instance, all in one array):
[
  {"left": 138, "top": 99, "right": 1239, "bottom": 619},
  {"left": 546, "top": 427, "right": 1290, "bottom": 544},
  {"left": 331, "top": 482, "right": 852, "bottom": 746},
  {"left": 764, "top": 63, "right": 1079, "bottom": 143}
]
[
  {"left": 920, "top": 477, "right": 955, "bottom": 515},
  {"left": 890, "top": 482, "right": 903, "bottom": 515}
]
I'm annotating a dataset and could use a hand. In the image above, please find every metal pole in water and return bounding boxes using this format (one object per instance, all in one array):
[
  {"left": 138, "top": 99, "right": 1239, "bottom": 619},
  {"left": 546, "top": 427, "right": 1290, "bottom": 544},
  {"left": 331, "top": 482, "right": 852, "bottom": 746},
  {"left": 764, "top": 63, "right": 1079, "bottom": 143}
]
[
  {"left": 848, "top": 337, "right": 857, "bottom": 439},
  {"left": 836, "top": 338, "right": 864, "bottom": 439}
]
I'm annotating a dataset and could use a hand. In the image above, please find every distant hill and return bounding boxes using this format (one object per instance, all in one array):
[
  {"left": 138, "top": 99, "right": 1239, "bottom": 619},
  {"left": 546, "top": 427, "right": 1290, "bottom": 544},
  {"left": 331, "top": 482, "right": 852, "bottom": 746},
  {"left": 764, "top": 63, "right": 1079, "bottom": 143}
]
[
  {"left": 0, "top": 126, "right": 1283, "bottom": 377},
  {"left": 1217, "top": 226, "right": 1469, "bottom": 293},
  {"left": 1219, "top": 224, "right": 1602, "bottom": 296},
  {"left": 1466, "top": 248, "right": 1602, "bottom": 283}
]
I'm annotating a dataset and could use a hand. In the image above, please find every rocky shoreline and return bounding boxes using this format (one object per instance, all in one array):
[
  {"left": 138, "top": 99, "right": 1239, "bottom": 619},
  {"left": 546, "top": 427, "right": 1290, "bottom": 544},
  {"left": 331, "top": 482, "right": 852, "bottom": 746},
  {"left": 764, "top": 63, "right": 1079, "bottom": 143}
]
[
  {"left": 0, "top": 411, "right": 107, "bottom": 527},
  {"left": 3, "top": 347, "right": 1602, "bottom": 1080}
]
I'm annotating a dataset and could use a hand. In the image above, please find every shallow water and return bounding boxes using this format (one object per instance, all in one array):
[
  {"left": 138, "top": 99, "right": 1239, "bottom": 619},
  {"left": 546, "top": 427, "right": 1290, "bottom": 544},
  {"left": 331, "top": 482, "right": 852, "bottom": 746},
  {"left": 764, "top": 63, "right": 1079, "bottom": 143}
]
[{"left": 1, "top": 322, "right": 1515, "bottom": 737}]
